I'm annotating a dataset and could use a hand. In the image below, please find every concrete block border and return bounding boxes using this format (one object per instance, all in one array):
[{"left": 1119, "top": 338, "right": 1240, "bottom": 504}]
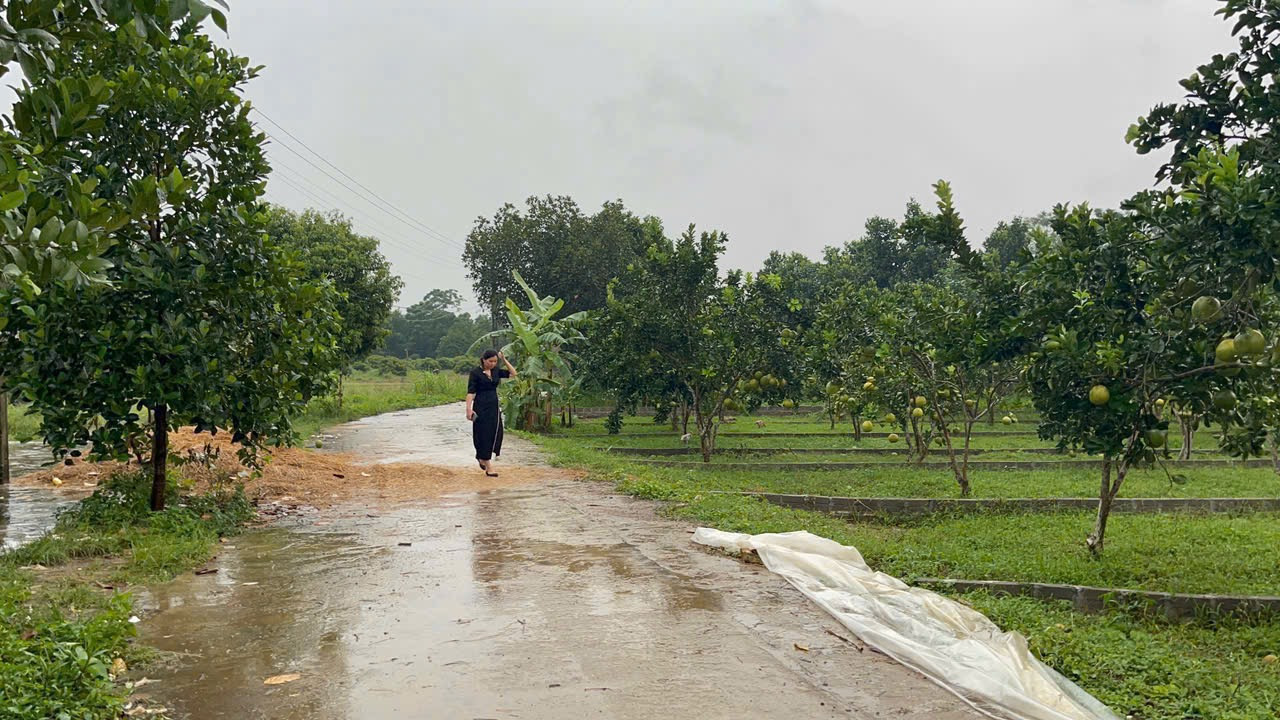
[
  {"left": 604, "top": 446, "right": 1066, "bottom": 457},
  {"left": 735, "top": 491, "right": 1280, "bottom": 516},
  {"left": 913, "top": 577, "right": 1280, "bottom": 619},
  {"left": 633, "top": 458, "right": 1275, "bottom": 472},
  {"left": 551, "top": 430, "right": 1042, "bottom": 439}
]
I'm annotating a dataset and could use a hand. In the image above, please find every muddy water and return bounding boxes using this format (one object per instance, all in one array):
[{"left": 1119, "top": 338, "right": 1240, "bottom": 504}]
[
  {"left": 1, "top": 443, "right": 77, "bottom": 551},
  {"left": 138, "top": 405, "right": 978, "bottom": 719}
]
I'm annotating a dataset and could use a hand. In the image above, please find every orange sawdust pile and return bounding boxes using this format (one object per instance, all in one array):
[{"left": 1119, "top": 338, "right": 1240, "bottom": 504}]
[{"left": 17, "top": 428, "right": 573, "bottom": 508}]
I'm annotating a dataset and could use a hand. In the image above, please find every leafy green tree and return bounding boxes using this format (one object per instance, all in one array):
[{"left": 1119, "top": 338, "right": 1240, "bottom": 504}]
[
  {"left": 381, "top": 289, "right": 468, "bottom": 357},
  {"left": 265, "top": 206, "right": 403, "bottom": 364},
  {"left": 0, "top": 0, "right": 217, "bottom": 293},
  {"left": 933, "top": 149, "right": 1280, "bottom": 554},
  {"left": 463, "top": 196, "right": 657, "bottom": 323},
  {"left": 10, "top": 19, "right": 343, "bottom": 510},
  {"left": 981, "top": 216, "right": 1053, "bottom": 269},
  {"left": 0, "top": 1, "right": 217, "bottom": 483},
  {"left": 596, "top": 226, "right": 794, "bottom": 461},
  {"left": 1125, "top": 0, "right": 1280, "bottom": 183},
  {"left": 819, "top": 202, "right": 953, "bottom": 291},
  {"left": 434, "top": 313, "right": 488, "bottom": 358}
]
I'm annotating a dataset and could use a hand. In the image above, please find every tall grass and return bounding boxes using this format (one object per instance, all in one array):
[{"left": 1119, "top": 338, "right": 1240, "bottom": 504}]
[
  {"left": 292, "top": 370, "right": 467, "bottom": 442},
  {"left": 6, "top": 401, "right": 41, "bottom": 443}
]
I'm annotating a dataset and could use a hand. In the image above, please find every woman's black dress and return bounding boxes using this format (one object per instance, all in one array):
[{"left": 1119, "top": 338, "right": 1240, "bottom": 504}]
[{"left": 468, "top": 367, "right": 509, "bottom": 462}]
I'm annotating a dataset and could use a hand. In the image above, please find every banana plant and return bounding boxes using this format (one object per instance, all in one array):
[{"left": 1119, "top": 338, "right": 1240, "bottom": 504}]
[{"left": 471, "top": 271, "right": 587, "bottom": 431}]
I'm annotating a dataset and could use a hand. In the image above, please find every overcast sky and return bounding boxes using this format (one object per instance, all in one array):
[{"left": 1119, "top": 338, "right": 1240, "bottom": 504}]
[{"left": 223, "top": 0, "right": 1231, "bottom": 312}]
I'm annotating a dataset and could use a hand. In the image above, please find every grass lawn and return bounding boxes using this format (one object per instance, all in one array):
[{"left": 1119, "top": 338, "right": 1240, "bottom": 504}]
[
  {"left": 292, "top": 370, "right": 467, "bottom": 442},
  {"left": 525, "top": 430, "right": 1280, "bottom": 719},
  {"left": 540, "top": 436, "right": 1280, "bottom": 499},
  {"left": 0, "top": 470, "right": 252, "bottom": 719},
  {"left": 5, "top": 402, "right": 41, "bottom": 443}
]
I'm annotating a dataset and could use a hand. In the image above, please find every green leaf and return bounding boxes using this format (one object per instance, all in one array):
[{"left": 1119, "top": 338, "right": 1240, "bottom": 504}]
[{"left": 0, "top": 189, "right": 25, "bottom": 212}]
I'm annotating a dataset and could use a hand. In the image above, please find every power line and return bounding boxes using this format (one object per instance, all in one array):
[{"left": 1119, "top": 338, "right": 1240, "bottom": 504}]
[
  {"left": 251, "top": 107, "right": 467, "bottom": 252},
  {"left": 259, "top": 125, "right": 463, "bottom": 253},
  {"left": 265, "top": 177, "right": 462, "bottom": 277},
  {"left": 268, "top": 159, "right": 464, "bottom": 269}
]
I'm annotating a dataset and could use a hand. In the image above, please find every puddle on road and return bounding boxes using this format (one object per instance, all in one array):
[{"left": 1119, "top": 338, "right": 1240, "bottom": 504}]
[
  {"left": 321, "top": 404, "right": 545, "bottom": 468},
  {"left": 1, "top": 443, "right": 78, "bottom": 551},
  {"left": 138, "top": 486, "right": 722, "bottom": 720}
]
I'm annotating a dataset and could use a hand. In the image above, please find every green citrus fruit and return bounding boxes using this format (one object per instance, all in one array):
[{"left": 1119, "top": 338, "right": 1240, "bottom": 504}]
[
  {"left": 1234, "top": 328, "right": 1266, "bottom": 356},
  {"left": 1192, "top": 295, "right": 1222, "bottom": 323},
  {"left": 861, "top": 420, "right": 874, "bottom": 433},
  {"left": 887, "top": 433, "right": 900, "bottom": 444},
  {"left": 1212, "top": 389, "right": 1238, "bottom": 410},
  {"left": 1001, "top": 416, "right": 1013, "bottom": 425},
  {"left": 1216, "top": 338, "right": 1238, "bottom": 364},
  {"left": 1089, "top": 385, "right": 1110, "bottom": 406},
  {"left": 912, "top": 407, "right": 925, "bottom": 419},
  {"left": 1144, "top": 429, "right": 1167, "bottom": 447},
  {"left": 914, "top": 396, "right": 928, "bottom": 408}
]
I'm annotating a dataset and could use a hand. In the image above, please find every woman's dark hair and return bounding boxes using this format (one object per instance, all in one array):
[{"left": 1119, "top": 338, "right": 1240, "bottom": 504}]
[{"left": 480, "top": 349, "right": 499, "bottom": 363}]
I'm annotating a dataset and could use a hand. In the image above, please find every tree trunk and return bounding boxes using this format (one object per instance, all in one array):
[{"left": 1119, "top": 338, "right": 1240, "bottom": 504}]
[
  {"left": 1087, "top": 457, "right": 1113, "bottom": 557},
  {"left": 935, "top": 407, "right": 969, "bottom": 496},
  {"left": 1269, "top": 431, "right": 1279, "bottom": 475},
  {"left": 681, "top": 403, "right": 691, "bottom": 437},
  {"left": 1178, "top": 414, "right": 1197, "bottom": 461},
  {"left": 150, "top": 403, "right": 169, "bottom": 512},
  {"left": 829, "top": 409, "right": 836, "bottom": 430},
  {"left": 337, "top": 374, "right": 345, "bottom": 410},
  {"left": 852, "top": 413, "right": 862, "bottom": 441},
  {"left": 1087, "top": 455, "right": 1129, "bottom": 557},
  {"left": 0, "top": 389, "right": 9, "bottom": 486}
]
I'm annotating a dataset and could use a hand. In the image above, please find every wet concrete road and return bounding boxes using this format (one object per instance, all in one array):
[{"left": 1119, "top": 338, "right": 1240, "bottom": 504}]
[
  {"left": 138, "top": 405, "right": 979, "bottom": 719},
  {"left": 1, "top": 443, "right": 78, "bottom": 550}
]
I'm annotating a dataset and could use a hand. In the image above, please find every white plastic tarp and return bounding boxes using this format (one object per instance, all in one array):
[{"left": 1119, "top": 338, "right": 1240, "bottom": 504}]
[{"left": 692, "top": 528, "right": 1120, "bottom": 720}]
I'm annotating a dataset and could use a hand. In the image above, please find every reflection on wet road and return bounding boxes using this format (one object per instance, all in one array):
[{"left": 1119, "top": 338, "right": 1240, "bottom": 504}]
[
  {"left": 1, "top": 443, "right": 77, "bottom": 551},
  {"left": 138, "top": 405, "right": 978, "bottom": 719}
]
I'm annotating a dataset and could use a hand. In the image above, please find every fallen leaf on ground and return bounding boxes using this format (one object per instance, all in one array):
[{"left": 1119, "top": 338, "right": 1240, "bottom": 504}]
[
  {"left": 194, "top": 568, "right": 218, "bottom": 576},
  {"left": 263, "top": 673, "right": 301, "bottom": 685},
  {"left": 794, "top": 643, "right": 810, "bottom": 652},
  {"left": 111, "top": 657, "right": 128, "bottom": 676}
]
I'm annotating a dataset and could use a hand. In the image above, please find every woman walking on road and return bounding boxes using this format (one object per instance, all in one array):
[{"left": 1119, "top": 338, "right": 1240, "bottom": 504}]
[{"left": 466, "top": 349, "right": 517, "bottom": 476}]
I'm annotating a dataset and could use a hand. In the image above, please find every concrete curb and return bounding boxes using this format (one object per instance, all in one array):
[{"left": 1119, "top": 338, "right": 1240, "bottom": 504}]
[
  {"left": 604, "top": 446, "right": 1067, "bottom": 457},
  {"left": 734, "top": 491, "right": 1280, "bottom": 516},
  {"left": 913, "top": 577, "right": 1280, "bottom": 619},
  {"left": 631, "top": 458, "right": 1275, "bottom": 472},
  {"left": 551, "top": 430, "right": 1042, "bottom": 439}
]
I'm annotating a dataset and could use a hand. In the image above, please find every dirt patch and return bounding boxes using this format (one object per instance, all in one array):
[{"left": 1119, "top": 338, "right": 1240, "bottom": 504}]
[{"left": 15, "top": 428, "right": 575, "bottom": 509}]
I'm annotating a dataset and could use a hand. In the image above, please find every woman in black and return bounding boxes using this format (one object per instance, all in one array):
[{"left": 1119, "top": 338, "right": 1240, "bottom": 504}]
[{"left": 466, "top": 349, "right": 517, "bottom": 476}]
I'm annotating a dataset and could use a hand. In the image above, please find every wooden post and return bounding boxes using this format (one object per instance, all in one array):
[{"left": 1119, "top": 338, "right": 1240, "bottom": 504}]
[{"left": 0, "top": 390, "right": 9, "bottom": 485}]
